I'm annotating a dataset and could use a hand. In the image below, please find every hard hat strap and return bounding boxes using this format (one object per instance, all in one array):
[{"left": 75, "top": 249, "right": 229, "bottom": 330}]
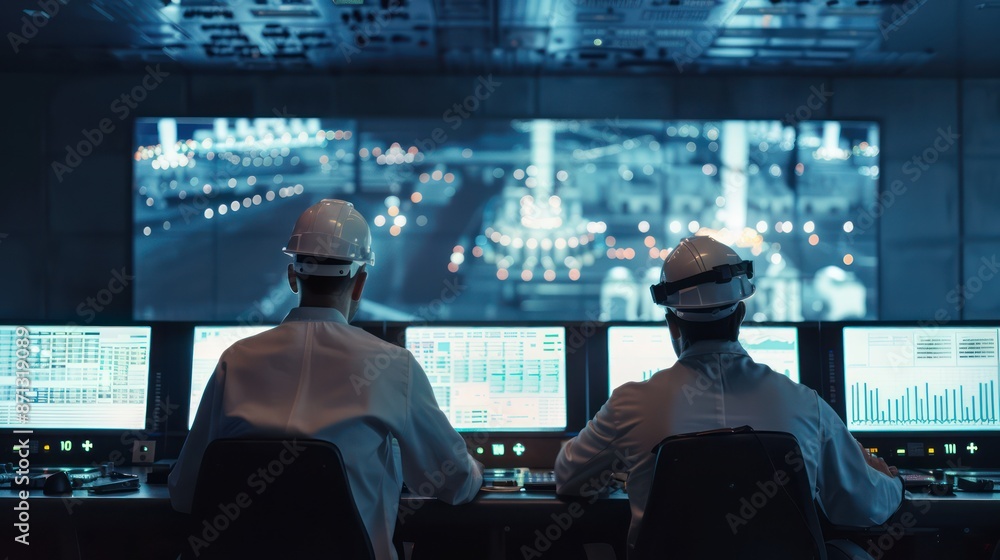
[{"left": 649, "top": 260, "right": 754, "bottom": 305}]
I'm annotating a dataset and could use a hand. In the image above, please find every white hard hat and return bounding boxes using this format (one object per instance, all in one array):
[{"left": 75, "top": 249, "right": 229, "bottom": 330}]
[
  {"left": 649, "top": 236, "right": 755, "bottom": 322},
  {"left": 283, "top": 199, "right": 375, "bottom": 277}
]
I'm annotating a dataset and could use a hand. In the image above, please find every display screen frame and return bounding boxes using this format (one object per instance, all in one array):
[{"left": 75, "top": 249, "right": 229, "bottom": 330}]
[
  {"left": 820, "top": 320, "right": 1000, "bottom": 468},
  {"left": 132, "top": 116, "right": 883, "bottom": 325},
  {"left": 0, "top": 324, "right": 154, "bottom": 431}
]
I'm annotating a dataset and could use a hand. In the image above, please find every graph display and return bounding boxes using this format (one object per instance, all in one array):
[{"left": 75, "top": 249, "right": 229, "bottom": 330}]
[
  {"left": 844, "top": 327, "right": 1000, "bottom": 432},
  {"left": 607, "top": 326, "right": 800, "bottom": 393},
  {"left": 0, "top": 326, "right": 151, "bottom": 429},
  {"left": 740, "top": 327, "right": 799, "bottom": 381},
  {"left": 405, "top": 326, "right": 567, "bottom": 431},
  {"left": 189, "top": 325, "right": 274, "bottom": 428}
]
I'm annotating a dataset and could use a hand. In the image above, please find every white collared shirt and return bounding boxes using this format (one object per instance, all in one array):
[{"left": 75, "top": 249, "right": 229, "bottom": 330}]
[
  {"left": 169, "top": 307, "right": 482, "bottom": 560},
  {"left": 555, "top": 338, "right": 903, "bottom": 555}
]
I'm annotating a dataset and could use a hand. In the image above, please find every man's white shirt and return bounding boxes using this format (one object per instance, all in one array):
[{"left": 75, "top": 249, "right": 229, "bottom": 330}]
[{"left": 169, "top": 307, "right": 482, "bottom": 560}]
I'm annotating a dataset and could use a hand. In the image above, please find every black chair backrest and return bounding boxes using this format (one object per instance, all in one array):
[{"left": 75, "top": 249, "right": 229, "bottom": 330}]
[
  {"left": 183, "top": 438, "right": 375, "bottom": 560},
  {"left": 632, "top": 427, "right": 826, "bottom": 560}
]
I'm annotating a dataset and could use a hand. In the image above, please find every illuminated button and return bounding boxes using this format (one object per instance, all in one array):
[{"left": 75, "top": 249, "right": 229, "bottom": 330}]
[
  {"left": 967, "top": 442, "right": 979, "bottom": 454},
  {"left": 82, "top": 440, "right": 94, "bottom": 452},
  {"left": 476, "top": 447, "right": 484, "bottom": 455},
  {"left": 513, "top": 443, "right": 526, "bottom": 457},
  {"left": 944, "top": 443, "right": 957, "bottom": 455},
  {"left": 895, "top": 448, "right": 906, "bottom": 456},
  {"left": 928, "top": 447, "right": 935, "bottom": 455},
  {"left": 868, "top": 447, "right": 878, "bottom": 455},
  {"left": 43, "top": 444, "right": 51, "bottom": 452},
  {"left": 492, "top": 443, "right": 505, "bottom": 456}
]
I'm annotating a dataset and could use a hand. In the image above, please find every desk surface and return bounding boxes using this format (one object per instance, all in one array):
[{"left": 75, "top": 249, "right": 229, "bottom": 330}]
[
  {"left": 2, "top": 468, "right": 1000, "bottom": 560},
  {"left": 2, "top": 468, "right": 999, "bottom": 527}
]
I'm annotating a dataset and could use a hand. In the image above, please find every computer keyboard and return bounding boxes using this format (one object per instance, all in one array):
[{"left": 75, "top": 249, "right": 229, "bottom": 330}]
[
  {"left": 897, "top": 469, "right": 935, "bottom": 488},
  {"left": 522, "top": 470, "right": 557, "bottom": 492},
  {"left": 482, "top": 468, "right": 557, "bottom": 492},
  {"left": 30, "top": 466, "right": 102, "bottom": 484},
  {"left": 68, "top": 468, "right": 102, "bottom": 484}
]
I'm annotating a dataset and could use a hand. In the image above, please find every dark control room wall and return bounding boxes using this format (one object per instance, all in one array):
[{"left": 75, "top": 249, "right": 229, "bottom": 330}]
[{"left": 0, "top": 73, "right": 996, "bottom": 323}]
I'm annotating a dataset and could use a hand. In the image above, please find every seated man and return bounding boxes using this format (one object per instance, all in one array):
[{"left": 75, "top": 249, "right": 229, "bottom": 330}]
[
  {"left": 555, "top": 235, "right": 902, "bottom": 556},
  {"left": 169, "top": 199, "right": 482, "bottom": 560}
]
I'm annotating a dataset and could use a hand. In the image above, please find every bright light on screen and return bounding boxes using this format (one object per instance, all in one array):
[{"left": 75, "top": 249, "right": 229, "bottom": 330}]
[
  {"left": 405, "top": 326, "right": 567, "bottom": 431},
  {"left": 607, "top": 325, "right": 800, "bottom": 393},
  {"left": 844, "top": 327, "right": 1000, "bottom": 432},
  {"left": 134, "top": 118, "right": 879, "bottom": 324},
  {"left": 0, "top": 326, "right": 151, "bottom": 430},
  {"left": 189, "top": 325, "right": 274, "bottom": 428}
]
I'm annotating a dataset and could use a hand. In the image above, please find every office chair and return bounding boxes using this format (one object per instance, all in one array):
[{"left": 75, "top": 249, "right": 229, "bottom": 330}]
[
  {"left": 632, "top": 426, "right": 828, "bottom": 560},
  {"left": 182, "top": 438, "right": 375, "bottom": 560}
]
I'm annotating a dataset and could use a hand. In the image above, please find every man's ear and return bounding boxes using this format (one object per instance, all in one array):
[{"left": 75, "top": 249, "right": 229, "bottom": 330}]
[
  {"left": 351, "top": 269, "right": 368, "bottom": 301},
  {"left": 666, "top": 313, "right": 680, "bottom": 339},
  {"left": 735, "top": 301, "right": 747, "bottom": 323},
  {"left": 287, "top": 264, "right": 299, "bottom": 294}
]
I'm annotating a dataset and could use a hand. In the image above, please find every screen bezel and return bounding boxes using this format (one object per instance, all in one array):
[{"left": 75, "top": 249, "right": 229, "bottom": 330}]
[
  {"left": 131, "top": 116, "right": 883, "bottom": 325},
  {"left": 0, "top": 321, "right": 165, "bottom": 466},
  {"left": 1, "top": 323, "right": 154, "bottom": 431},
  {"left": 821, "top": 320, "right": 1000, "bottom": 468}
]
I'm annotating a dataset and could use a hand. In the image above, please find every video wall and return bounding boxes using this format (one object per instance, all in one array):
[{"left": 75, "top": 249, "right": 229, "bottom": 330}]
[{"left": 133, "top": 117, "right": 880, "bottom": 322}]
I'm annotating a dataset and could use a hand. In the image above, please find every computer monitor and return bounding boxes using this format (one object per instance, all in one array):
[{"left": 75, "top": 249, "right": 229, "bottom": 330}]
[
  {"left": 134, "top": 117, "right": 881, "bottom": 324},
  {"left": 404, "top": 326, "right": 567, "bottom": 432},
  {"left": 0, "top": 325, "right": 152, "bottom": 430},
  {"left": 607, "top": 325, "right": 800, "bottom": 394},
  {"left": 189, "top": 325, "right": 274, "bottom": 428},
  {"left": 607, "top": 326, "right": 676, "bottom": 393},
  {"left": 843, "top": 326, "right": 1000, "bottom": 432}
]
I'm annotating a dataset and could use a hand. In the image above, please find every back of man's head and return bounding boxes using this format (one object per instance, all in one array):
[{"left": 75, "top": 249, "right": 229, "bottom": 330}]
[
  {"left": 649, "top": 236, "right": 756, "bottom": 346},
  {"left": 283, "top": 199, "right": 376, "bottom": 318},
  {"left": 666, "top": 304, "right": 745, "bottom": 343}
]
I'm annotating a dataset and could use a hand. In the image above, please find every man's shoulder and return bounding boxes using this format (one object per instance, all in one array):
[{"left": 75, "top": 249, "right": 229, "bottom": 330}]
[
  {"left": 222, "top": 322, "right": 413, "bottom": 363},
  {"left": 334, "top": 327, "right": 415, "bottom": 369}
]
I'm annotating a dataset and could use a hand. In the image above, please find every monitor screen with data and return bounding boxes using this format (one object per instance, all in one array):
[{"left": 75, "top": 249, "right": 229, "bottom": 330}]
[
  {"left": 843, "top": 327, "right": 1000, "bottom": 432},
  {"left": 189, "top": 325, "right": 274, "bottom": 427},
  {"left": 0, "top": 325, "right": 151, "bottom": 430},
  {"left": 405, "top": 326, "right": 567, "bottom": 431},
  {"left": 607, "top": 325, "right": 800, "bottom": 393}
]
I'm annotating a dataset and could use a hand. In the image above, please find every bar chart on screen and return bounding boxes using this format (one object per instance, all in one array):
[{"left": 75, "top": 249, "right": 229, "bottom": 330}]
[
  {"left": 849, "top": 379, "right": 998, "bottom": 427},
  {"left": 844, "top": 326, "right": 1000, "bottom": 432}
]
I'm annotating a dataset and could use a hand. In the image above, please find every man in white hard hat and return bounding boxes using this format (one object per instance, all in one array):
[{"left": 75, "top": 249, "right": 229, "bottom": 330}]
[
  {"left": 555, "top": 235, "right": 902, "bottom": 557},
  {"left": 169, "top": 199, "right": 483, "bottom": 560}
]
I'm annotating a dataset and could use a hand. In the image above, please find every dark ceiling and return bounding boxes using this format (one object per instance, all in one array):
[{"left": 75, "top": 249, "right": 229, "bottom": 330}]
[{"left": 1, "top": 0, "right": 998, "bottom": 76}]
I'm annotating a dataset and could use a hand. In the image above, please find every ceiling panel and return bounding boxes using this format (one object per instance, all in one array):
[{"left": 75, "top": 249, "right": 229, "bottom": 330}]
[{"left": 0, "top": 0, "right": 995, "bottom": 77}]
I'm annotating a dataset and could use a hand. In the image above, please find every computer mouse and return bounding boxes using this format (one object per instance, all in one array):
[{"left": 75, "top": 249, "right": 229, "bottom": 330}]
[{"left": 43, "top": 471, "right": 73, "bottom": 495}]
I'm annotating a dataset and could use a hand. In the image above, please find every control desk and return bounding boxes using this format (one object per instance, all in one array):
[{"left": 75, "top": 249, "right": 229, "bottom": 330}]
[{"left": 1, "top": 467, "right": 1000, "bottom": 560}]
